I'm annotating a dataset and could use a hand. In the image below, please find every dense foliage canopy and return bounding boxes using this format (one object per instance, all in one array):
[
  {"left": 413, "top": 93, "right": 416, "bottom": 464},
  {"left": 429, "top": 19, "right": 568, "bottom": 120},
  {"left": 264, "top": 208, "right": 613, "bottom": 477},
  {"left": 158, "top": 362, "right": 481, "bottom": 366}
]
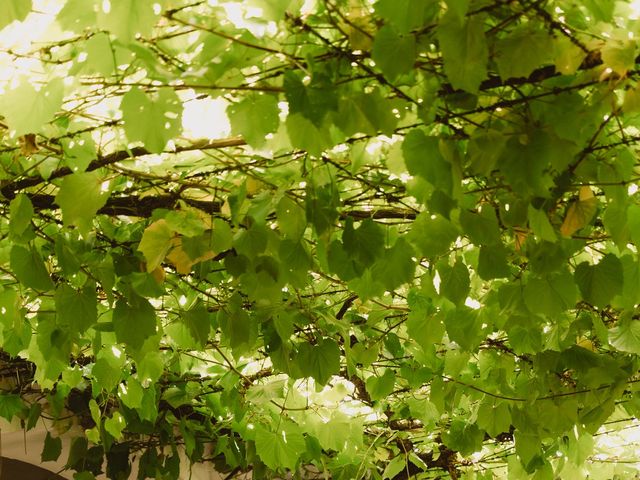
[{"left": 2, "top": 0, "right": 640, "bottom": 478}]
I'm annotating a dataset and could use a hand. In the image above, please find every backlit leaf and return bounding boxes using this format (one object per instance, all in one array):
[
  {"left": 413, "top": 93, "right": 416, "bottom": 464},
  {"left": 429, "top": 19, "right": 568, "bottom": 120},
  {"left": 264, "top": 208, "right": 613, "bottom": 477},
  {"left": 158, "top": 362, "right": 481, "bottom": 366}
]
[
  {"left": 55, "top": 171, "right": 111, "bottom": 235},
  {"left": 560, "top": 187, "right": 598, "bottom": 237},
  {"left": 138, "top": 219, "right": 174, "bottom": 272},
  {"left": 437, "top": 12, "right": 488, "bottom": 92},
  {"left": 121, "top": 87, "right": 183, "bottom": 153}
]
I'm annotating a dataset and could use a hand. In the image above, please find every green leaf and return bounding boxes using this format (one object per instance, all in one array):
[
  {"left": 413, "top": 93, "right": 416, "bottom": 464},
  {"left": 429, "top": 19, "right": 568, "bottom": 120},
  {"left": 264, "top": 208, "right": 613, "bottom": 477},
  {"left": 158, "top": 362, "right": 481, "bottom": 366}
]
[
  {"left": 227, "top": 94, "right": 280, "bottom": 148},
  {"left": 382, "top": 455, "right": 406, "bottom": 480},
  {"left": 9, "top": 193, "right": 34, "bottom": 237},
  {"left": 408, "top": 213, "right": 458, "bottom": 259},
  {"left": 0, "top": 0, "right": 31, "bottom": 31},
  {"left": 138, "top": 219, "right": 174, "bottom": 272},
  {"left": 495, "top": 28, "right": 552, "bottom": 79},
  {"left": 0, "top": 78, "right": 64, "bottom": 135},
  {"left": 444, "top": 307, "right": 483, "bottom": 351},
  {"left": 276, "top": 196, "right": 306, "bottom": 239},
  {"left": 121, "top": 87, "right": 183, "bottom": 153},
  {"left": 254, "top": 422, "right": 306, "bottom": 471},
  {"left": 55, "top": 284, "right": 98, "bottom": 333},
  {"left": 402, "top": 130, "right": 452, "bottom": 192},
  {"left": 375, "top": 0, "right": 434, "bottom": 34},
  {"left": 112, "top": 297, "right": 157, "bottom": 350},
  {"left": 371, "top": 26, "right": 416, "bottom": 81},
  {"left": 602, "top": 39, "right": 637, "bottom": 76},
  {"left": 97, "top": 0, "right": 158, "bottom": 42},
  {"left": 105, "top": 412, "right": 126, "bottom": 441},
  {"left": 342, "top": 218, "right": 385, "bottom": 269},
  {"left": 286, "top": 113, "right": 334, "bottom": 157},
  {"left": 467, "top": 129, "right": 507, "bottom": 176},
  {"left": 118, "top": 378, "right": 144, "bottom": 410},
  {"left": 0, "top": 394, "right": 25, "bottom": 421},
  {"left": 523, "top": 271, "right": 577, "bottom": 317},
  {"left": 56, "top": 0, "right": 96, "bottom": 32},
  {"left": 438, "top": 260, "right": 470, "bottom": 305},
  {"left": 335, "top": 89, "right": 398, "bottom": 136},
  {"left": 437, "top": 13, "right": 488, "bottom": 93},
  {"left": 182, "top": 301, "right": 211, "bottom": 348},
  {"left": 55, "top": 171, "right": 111, "bottom": 235},
  {"left": 371, "top": 238, "right": 416, "bottom": 291},
  {"left": 61, "top": 134, "right": 97, "bottom": 173},
  {"left": 560, "top": 187, "right": 598, "bottom": 237},
  {"left": 528, "top": 205, "right": 557, "bottom": 242},
  {"left": 84, "top": 32, "right": 116, "bottom": 77},
  {"left": 366, "top": 369, "right": 395, "bottom": 401},
  {"left": 42, "top": 431, "right": 63, "bottom": 462},
  {"left": 459, "top": 207, "right": 501, "bottom": 245},
  {"left": 574, "top": 254, "right": 623, "bottom": 308},
  {"left": 477, "top": 398, "right": 512, "bottom": 438},
  {"left": 442, "top": 418, "right": 484, "bottom": 456},
  {"left": 477, "top": 244, "right": 510, "bottom": 280},
  {"left": 609, "top": 318, "right": 640, "bottom": 354},
  {"left": 296, "top": 338, "right": 340, "bottom": 385},
  {"left": 10, "top": 245, "right": 54, "bottom": 291},
  {"left": 305, "top": 183, "right": 340, "bottom": 235}
]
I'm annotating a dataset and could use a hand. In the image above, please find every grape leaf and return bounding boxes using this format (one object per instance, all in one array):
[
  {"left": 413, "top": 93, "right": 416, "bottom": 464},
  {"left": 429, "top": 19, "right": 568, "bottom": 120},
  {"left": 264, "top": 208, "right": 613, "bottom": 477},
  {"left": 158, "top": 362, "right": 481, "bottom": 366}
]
[
  {"left": 560, "top": 187, "right": 598, "bottom": 237},
  {"left": 0, "top": 0, "right": 31, "bottom": 31},
  {"left": 10, "top": 245, "right": 54, "bottom": 291},
  {"left": 113, "top": 297, "right": 157, "bottom": 350},
  {"left": 138, "top": 219, "right": 175, "bottom": 272},
  {"left": 254, "top": 423, "right": 306, "bottom": 471},
  {"left": 227, "top": 94, "right": 280, "bottom": 148},
  {"left": 574, "top": 254, "right": 623, "bottom": 308},
  {"left": 437, "top": 13, "right": 488, "bottom": 93},
  {"left": 97, "top": 0, "right": 158, "bottom": 42},
  {"left": 55, "top": 171, "right": 111, "bottom": 235},
  {"left": 296, "top": 338, "right": 340, "bottom": 385},
  {"left": 9, "top": 193, "right": 34, "bottom": 237},
  {"left": 0, "top": 78, "right": 64, "bottom": 135},
  {"left": 523, "top": 271, "right": 577, "bottom": 317},
  {"left": 121, "top": 87, "right": 183, "bottom": 153},
  {"left": 55, "top": 284, "right": 98, "bottom": 333},
  {"left": 42, "top": 431, "right": 62, "bottom": 462},
  {"left": 371, "top": 25, "right": 416, "bottom": 81}
]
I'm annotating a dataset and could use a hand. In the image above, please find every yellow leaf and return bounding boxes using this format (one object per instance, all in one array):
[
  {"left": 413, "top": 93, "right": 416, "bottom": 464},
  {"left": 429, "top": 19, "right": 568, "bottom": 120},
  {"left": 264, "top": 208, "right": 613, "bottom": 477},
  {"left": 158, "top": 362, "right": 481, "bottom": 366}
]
[
  {"left": 166, "top": 239, "right": 215, "bottom": 275},
  {"left": 560, "top": 186, "right": 598, "bottom": 237}
]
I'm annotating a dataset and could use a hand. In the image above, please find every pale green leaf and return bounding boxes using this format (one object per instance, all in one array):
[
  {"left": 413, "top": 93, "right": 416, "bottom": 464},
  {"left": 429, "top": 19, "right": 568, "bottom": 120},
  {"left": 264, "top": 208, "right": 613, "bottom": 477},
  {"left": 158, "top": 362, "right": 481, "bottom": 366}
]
[
  {"left": 609, "top": 318, "right": 640, "bottom": 354},
  {"left": 97, "top": 0, "right": 158, "bottom": 41},
  {"left": 254, "top": 423, "right": 306, "bottom": 471},
  {"left": 0, "top": 78, "right": 64, "bottom": 135},
  {"left": 138, "top": 219, "right": 174, "bottom": 272},
  {"left": 9, "top": 194, "right": 34, "bottom": 237},
  {"left": 104, "top": 411, "right": 126, "bottom": 440},
  {"left": 0, "top": 0, "right": 32, "bottom": 31},
  {"left": 121, "top": 87, "right": 183, "bottom": 153},
  {"left": 227, "top": 94, "right": 280, "bottom": 148},
  {"left": 55, "top": 171, "right": 111, "bottom": 235}
]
